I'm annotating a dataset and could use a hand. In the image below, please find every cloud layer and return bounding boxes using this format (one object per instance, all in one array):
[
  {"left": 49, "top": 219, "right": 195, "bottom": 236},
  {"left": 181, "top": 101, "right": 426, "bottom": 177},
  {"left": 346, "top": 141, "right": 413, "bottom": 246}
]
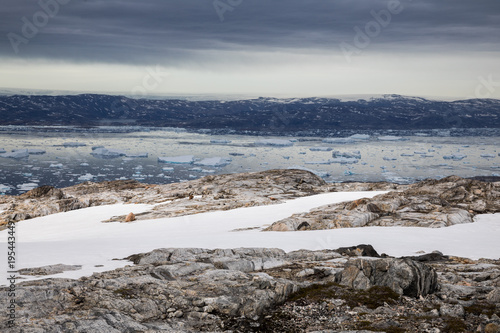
[
  {"left": 1, "top": 0, "right": 499, "bottom": 98},
  {"left": 2, "top": 0, "right": 499, "bottom": 63}
]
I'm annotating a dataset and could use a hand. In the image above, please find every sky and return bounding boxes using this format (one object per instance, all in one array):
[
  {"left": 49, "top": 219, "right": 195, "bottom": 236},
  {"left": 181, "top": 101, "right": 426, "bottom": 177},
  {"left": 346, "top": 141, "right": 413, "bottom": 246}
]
[{"left": 1, "top": 0, "right": 499, "bottom": 99}]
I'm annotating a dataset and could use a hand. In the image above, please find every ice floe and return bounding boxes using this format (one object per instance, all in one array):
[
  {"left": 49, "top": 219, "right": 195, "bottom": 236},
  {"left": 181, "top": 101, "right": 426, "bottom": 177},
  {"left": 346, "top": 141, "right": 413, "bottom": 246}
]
[
  {"left": 63, "top": 142, "right": 87, "bottom": 147},
  {"left": 443, "top": 154, "right": 467, "bottom": 161},
  {"left": 158, "top": 155, "right": 195, "bottom": 164},
  {"left": 332, "top": 150, "right": 361, "bottom": 159},
  {"left": 377, "top": 136, "right": 407, "bottom": 141},
  {"left": 322, "top": 137, "right": 355, "bottom": 144},
  {"left": 194, "top": 157, "right": 232, "bottom": 167},
  {"left": 309, "top": 147, "right": 333, "bottom": 151},
  {"left": 0, "top": 149, "right": 29, "bottom": 159},
  {"left": 16, "top": 183, "right": 39, "bottom": 192},
  {"left": 254, "top": 139, "right": 294, "bottom": 147},
  {"left": 210, "top": 139, "right": 232, "bottom": 144},
  {"left": 349, "top": 134, "right": 370, "bottom": 140},
  {"left": 91, "top": 148, "right": 126, "bottom": 159},
  {"left": 0, "top": 184, "right": 11, "bottom": 194},
  {"left": 27, "top": 149, "right": 46, "bottom": 155},
  {"left": 78, "top": 173, "right": 95, "bottom": 181}
]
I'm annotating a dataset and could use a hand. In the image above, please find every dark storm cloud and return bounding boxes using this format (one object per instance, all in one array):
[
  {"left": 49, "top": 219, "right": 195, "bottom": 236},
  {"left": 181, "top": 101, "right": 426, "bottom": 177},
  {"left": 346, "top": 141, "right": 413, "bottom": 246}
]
[{"left": 1, "top": 0, "right": 499, "bottom": 64}]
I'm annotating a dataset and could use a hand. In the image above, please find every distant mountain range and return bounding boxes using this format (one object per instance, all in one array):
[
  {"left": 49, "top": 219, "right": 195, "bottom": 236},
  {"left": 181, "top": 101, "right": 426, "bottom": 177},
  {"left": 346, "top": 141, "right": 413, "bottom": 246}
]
[{"left": 0, "top": 94, "right": 499, "bottom": 135}]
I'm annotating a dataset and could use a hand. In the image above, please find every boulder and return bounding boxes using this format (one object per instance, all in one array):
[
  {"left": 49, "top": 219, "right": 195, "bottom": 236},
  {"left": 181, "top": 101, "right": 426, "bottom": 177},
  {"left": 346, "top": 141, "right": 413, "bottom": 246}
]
[{"left": 336, "top": 258, "right": 438, "bottom": 297}]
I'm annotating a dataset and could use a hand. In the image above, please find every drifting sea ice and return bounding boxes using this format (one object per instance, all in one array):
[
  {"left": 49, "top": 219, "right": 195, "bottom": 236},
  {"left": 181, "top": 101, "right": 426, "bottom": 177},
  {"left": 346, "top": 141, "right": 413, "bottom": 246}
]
[
  {"left": 377, "top": 136, "right": 406, "bottom": 141},
  {"left": 126, "top": 152, "right": 148, "bottom": 158},
  {"left": 332, "top": 150, "right": 361, "bottom": 159},
  {"left": 254, "top": 139, "right": 294, "bottom": 147},
  {"left": 27, "top": 149, "right": 46, "bottom": 155},
  {"left": 330, "top": 157, "right": 359, "bottom": 164},
  {"left": 0, "top": 149, "right": 29, "bottom": 159},
  {"left": 16, "top": 183, "right": 39, "bottom": 192},
  {"left": 49, "top": 163, "right": 64, "bottom": 168},
  {"left": 322, "top": 137, "right": 355, "bottom": 144},
  {"left": 349, "top": 134, "right": 370, "bottom": 140},
  {"left": 443, "top": 154, "right": 467, "bottom": 161},
  {"left": 309, "top": 147, "right": 333, "bottom": 151},
  {"left": 78, "top": 173, "right": 95, "bottom": 181},
  {"left": 63, "top": 142, "right": 87, "bottom": 147},
  {"left": 91, "top": 148, "right": 126, "bottom": 159},
  {"left": 158, "top": 155, "right": 195, "bottom": 164},
  {"left": 210, "top": 139, "right": 232, "bottom": 144},
  {"left": 0, "top": 184, "right": 11, "bottom": 194}
]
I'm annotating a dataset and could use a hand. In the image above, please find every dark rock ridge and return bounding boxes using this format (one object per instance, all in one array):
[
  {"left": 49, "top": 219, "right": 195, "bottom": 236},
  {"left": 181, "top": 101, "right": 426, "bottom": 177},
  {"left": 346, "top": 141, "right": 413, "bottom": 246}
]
[
  {"left": 267, "top": 175, "right": 500, "bottom": 231},
  {"left": 3, "top": 246, "right": 499, "bottom": 332},
  {"left": 1, "top": 94, "right": 499, "bottom": 133}
]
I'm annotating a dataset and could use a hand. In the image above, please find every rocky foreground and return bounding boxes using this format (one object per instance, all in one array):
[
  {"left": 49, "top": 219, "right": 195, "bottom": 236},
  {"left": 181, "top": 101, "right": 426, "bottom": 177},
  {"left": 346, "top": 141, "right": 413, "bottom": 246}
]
[
  {"left": 3, "top": 246, "right": 500, "bottom": 332},
  {"left": 1, "top": 170, "right": 499, "bottom": 332}
]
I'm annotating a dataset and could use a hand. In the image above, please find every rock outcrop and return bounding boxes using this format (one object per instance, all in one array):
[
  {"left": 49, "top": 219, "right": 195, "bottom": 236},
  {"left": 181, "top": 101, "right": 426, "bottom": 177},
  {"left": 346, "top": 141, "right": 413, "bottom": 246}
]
[
  {"left": 336, "top": 257, "right": 438, "bottom": 297},
  {"left": 0, "top": 169, "right": 407, "bottom": 229},
  {"left": 266, "top": 175, "right": 500, "bottom": 231},
  {"left": 2, "top": 246, "right": 499, "bottom": 332}
]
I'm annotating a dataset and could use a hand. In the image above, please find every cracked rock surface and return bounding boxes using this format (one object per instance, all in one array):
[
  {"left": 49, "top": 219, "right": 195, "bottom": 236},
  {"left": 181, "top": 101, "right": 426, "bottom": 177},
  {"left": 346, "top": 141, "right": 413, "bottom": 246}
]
[
  {"left": 2, "top": 246, "right": 499, "bottom": 332},
  {"left": 266, "top": 175, "right": 500, "bottom": 231}
]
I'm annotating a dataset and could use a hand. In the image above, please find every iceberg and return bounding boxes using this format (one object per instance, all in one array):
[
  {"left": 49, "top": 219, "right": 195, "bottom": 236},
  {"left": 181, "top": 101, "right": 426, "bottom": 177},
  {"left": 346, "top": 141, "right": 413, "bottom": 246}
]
[
  {"left": 349, "top": 134, "right": 370, "bottom": 140},
  {"left": 125, "top": 152, "right": 148, "bottom": 158},
  {"left": 27, "top": 149, "right": 46, "bottom": 155},
  {"left": 383, "top": 157, "right": 397, "bottom": 161},
  {"left": 158, "top": 155, "right": 195, "bottom": 164},
  {"left": 162, "top": 167, "right": 174, "bottom": 172},
  {"left": 63, "top": 142, "right": 87, "bottom": 147},
  {"left": 443, "top": 154, "right": 467, "bottom": 161},
  {"left": 0, "top": 149, "right": 29, "bottom": 159},
  {"left": 229, "top": 152, "right": 244, "bottom": 156},
  {"left": 194, "top": 157, "right": 232, "bottom": 167},
  {"left": 0, "top": 184, "right": 11, "bottom": 194},
  {"left": 254, "top": 139, "right": 293, "bottom": 147},
  {"left": 309, "top": 147, "right": 333, "bottom": 151},
  {"left": 322, "top": 138, "right": 355, "bottom": 144},
  {"left": 332, "top": 150, "right": 361, "bottom": 159},
  {"left": 210, "top": 139, "right": 232, "bottom": 144},
  {"left": 49, "top": 163, "right": 64, "bottom": 168},
  {"left": 400, "top": 153, "right": 414, "bottom": 157},
  {"left": 0, "top": 148, "right": 5, "bottom": 154},
  {"left": 480, "top": 154, "right": 496, "bottom": 158},
  {"left": 91, "top": 148, "right": 126, "bottom": 159},
  {"left": 78, "top": 173, "right": 95, "bottom": 181},
  {"left": 377, "top": 136, "right": 406, "bottom": 141},
  {"left": 17, "top": 183, "right": 39, "bottom": 192}
]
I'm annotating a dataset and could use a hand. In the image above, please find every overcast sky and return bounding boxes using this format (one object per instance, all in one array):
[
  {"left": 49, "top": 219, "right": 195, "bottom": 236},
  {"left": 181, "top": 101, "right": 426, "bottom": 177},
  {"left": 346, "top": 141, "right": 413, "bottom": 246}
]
[{"left": 1, "top": 0, "right": 499, "bottom": 99}]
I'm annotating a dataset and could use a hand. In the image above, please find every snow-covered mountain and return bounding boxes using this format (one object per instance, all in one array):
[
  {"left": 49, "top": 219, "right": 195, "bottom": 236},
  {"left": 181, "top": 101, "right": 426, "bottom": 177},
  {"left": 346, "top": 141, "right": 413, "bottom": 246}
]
[{"left": 0, "top": 94, "right": 499, "bottom": 134}]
